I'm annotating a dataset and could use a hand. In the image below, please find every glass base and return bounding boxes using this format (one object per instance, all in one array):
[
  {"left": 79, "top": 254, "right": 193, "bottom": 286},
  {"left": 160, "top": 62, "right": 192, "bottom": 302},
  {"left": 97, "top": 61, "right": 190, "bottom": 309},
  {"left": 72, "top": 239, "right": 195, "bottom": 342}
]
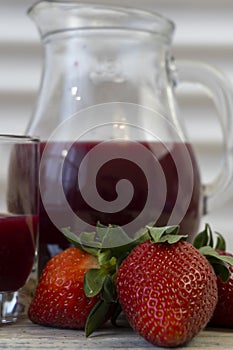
[
  {"left": 0, "top": 291, "right": 19, "bottom": 324},
  {"left": 0, "top": 254, "right": 38, "bottom": 324}
]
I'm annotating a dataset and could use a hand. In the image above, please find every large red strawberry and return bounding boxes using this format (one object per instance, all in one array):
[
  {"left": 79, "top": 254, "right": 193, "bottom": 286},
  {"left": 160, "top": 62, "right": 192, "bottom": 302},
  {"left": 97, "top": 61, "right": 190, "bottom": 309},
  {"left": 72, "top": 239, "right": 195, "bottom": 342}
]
[
  {"left": 28, "top": 247, "right": 101, "bottom": 329},
  {"left": 116, "top": 226, "right": 219, "bottom": 347}
]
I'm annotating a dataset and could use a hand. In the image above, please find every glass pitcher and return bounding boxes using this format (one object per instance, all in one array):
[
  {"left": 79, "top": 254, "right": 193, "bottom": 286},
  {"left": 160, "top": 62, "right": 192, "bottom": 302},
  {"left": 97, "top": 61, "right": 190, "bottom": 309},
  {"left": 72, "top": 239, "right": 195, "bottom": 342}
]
[{"left": 27, "top": 1, "right": 233, "bottom": 272}]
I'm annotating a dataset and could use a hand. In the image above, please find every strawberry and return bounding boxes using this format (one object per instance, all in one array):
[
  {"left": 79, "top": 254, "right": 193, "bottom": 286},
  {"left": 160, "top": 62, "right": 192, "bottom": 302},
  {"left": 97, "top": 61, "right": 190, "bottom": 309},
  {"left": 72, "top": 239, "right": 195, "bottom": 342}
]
[
  {"left": 210, "top": 250, "right": 233, "bottom": 328},
  {"left": 116, "top": 226, "right": 232, "bottom": 348},
  {"left": 202, "top": 230, "right": 233, "bottom": 328},
  {"left": 28, "top": 247, "right": 101, "bottom": 329},
  {"left": 29, "top": 223, "right": 233, "bottom": 345},
  {"left": 28, "top": 224, "right": 123, "bottom": 333}
]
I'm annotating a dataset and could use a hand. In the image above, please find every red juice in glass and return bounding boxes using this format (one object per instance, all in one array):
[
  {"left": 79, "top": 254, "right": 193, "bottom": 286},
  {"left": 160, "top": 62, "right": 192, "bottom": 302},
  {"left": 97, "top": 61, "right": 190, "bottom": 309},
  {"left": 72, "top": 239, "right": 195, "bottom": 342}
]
[
  {"left": 0, "top": 214, "right": 38, "bottom": 292},
  {"left": 38, "top": 140, "right": 202, "bottom": 272},
  {"left": 0, "top": 135, "right": 39, "bottom": 324}
]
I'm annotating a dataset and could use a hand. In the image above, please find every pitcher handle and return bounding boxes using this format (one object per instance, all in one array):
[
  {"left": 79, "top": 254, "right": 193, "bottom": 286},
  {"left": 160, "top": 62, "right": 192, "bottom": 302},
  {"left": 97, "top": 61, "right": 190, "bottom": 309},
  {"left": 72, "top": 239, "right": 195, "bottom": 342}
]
[{"left": 176, "top": 60, "right": 233, "bottom": 215}]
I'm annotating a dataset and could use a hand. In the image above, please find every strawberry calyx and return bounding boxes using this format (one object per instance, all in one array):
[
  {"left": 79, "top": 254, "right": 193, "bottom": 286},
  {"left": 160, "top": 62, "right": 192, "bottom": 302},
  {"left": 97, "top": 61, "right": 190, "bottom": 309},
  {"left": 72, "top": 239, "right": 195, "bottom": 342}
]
[
  {"left": 193, "top": 223, "right": 233, "bottom": 282},
  {"left": 145, "top": 225, "right": 188, "bottom": 243},
  {"left": 62, "top": 223, "right": 135, "bottom": 336}
]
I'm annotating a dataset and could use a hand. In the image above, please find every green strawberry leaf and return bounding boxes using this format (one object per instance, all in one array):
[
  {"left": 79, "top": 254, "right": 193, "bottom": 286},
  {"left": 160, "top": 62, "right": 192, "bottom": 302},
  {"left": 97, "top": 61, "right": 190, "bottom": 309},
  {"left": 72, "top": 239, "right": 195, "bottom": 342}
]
[
  {"left": 85, "top": 299, "right": 112, "bottom": 337},
  {"left": 193, "top": 224, "right": 233, "bottom": 281},
  {"left": 62, "top": 228, "right": 100, "bottom": 256},
  {"left": 210, "top": 261, "right": 230, "bottom": 282},
  {"left": 215, "top": 231, "right": 226, "bottom": 251},
  {"left": 146, "top": 225, "right": 187, "bottom": 244},
  {"left": 102, "top": 275, "right": 117, "bottom": 303},
  {"left": 80, "top": 231, "right": 102, "bottom": 249},
  {"left": 199, "top": 245, "right": 233, "bottom": 281},
  {"left": 159, "top": 234, "right": 188, "bottom": 244},
  {"left": 62, "top": 227, "right": 83, "bottom": 248},
  {"left": 207, "top": 224, "right": 214, "bottom": 247},
  {"left": 96, "top": 221, "right": 110, "bottom": 240},
  {"left": 84, "top": 268, "right": 107, "bottom": 297},
  {"left": 193, "top": 227, "right": 209, "bottom": 249},
  {"left": 97, "top": 249, "right": 113, "bottom": 266},
  {"left": 134, "top": 223, "right": 154, "bottom": 242},
  {"left": 193, "top": 223, "right": 214, "bottom": 249},
  {"left": 101, "top": 224, "right": 133, "bottom": 248},
  {"left": 83, "top": 245, "right": 102, "bottom": 257},
  {"left": 199, "top": 246, "right": 233, "bottom": 266}
]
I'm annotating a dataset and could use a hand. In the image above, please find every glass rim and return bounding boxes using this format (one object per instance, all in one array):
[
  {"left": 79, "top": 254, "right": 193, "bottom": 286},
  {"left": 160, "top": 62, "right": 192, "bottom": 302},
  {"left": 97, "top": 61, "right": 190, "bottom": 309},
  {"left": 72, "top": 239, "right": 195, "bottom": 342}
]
[
  {"left": 0, "top": 134, "right": 39, "bottom": 143},
  {"left": 28, "top": 1, "right": 175, "bottom": 41}
]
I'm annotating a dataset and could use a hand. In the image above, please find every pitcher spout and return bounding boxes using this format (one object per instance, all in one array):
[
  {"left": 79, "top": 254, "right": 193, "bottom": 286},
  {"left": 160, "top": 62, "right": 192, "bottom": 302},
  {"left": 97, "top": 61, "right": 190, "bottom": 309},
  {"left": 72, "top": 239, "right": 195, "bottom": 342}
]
[{"left": 28, "top": 0, "right": 174, "bottom": 41}]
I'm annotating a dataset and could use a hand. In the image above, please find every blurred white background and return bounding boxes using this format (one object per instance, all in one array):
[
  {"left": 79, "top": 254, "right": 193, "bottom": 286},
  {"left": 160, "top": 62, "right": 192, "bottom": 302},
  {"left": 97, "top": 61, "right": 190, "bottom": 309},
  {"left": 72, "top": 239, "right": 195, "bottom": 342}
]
[{"left": 1, "top": 0, "right": 233, "bottom": 248}]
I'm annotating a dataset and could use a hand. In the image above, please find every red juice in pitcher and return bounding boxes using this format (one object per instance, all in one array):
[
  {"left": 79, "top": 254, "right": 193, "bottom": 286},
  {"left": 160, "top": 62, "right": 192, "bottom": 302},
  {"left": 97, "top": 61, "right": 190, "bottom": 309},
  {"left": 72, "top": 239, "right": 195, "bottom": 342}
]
[
  {"left": 38, "top": 140, "right": 202, "bottom": 272},
  {"left": 0, "top": 214, "right": 38, "bottom": 292}
]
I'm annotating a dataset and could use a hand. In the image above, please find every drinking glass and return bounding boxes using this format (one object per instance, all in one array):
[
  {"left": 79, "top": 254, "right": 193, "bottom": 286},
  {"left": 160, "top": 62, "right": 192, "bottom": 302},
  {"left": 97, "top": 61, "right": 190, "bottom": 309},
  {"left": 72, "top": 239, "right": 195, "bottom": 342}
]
[{"left": 0, "top": 135, "right": 39, "bottom": 324}]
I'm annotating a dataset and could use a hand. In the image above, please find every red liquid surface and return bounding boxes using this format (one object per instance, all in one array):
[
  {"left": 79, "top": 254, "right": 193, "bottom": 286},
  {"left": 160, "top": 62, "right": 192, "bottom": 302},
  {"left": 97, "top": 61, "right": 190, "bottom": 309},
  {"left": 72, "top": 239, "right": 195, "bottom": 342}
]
[
  {"left": 0, "top": 214, "right": 38, "bottom": 292},
  {"left": 39, "top": 141, "right": 202, "bottom": 272}
]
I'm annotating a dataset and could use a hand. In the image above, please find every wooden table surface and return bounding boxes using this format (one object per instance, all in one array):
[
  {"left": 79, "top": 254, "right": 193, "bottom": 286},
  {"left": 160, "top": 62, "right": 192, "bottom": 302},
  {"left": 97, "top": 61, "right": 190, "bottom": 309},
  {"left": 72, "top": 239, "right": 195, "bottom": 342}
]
[{"left": 0, "top": 317, "right": 232, "bottom": 350}]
